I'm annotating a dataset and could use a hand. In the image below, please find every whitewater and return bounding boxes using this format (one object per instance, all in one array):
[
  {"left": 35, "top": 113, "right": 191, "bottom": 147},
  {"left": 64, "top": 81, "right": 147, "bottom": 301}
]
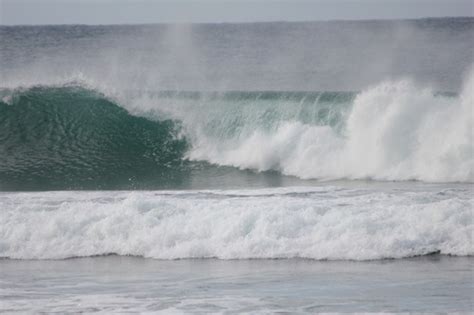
[
  {"left": 150, "top": 71, "right": 474, "bottom": 183},
  {"left": 1, "top": 184, "right": 472, "bottom": 260},
  {"left": 1, "top": 76, "right": 472, "bottom": 261},
  {"left": 0, "top": 74, "right": 473, "bottom": 260}
]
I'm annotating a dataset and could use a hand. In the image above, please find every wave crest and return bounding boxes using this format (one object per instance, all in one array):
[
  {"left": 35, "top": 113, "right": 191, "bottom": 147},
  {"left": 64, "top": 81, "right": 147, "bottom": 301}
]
[{"left": 187, "top": 74, "right": 473, "bottom": 182}]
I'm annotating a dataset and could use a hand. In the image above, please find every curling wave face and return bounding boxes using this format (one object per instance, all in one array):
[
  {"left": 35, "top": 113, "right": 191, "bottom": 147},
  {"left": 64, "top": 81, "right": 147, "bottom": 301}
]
[
  {"left": 0, "top": 70, "right": 472, "bottom": 190},
  {"left": 0, "top": 86, "right": 188, "bottom": 190}
]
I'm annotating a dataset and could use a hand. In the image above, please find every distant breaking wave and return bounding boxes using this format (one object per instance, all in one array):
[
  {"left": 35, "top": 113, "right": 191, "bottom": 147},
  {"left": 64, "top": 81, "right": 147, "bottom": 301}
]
[{"left": 0, "top": 71, "right": 472, "bottom": 190}]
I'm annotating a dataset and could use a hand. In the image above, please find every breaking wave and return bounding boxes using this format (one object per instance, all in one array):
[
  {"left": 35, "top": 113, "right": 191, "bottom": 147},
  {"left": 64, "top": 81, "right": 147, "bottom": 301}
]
[
  {"left": 0, "top": 187, "right": 472, "bottom": 260},
  {"left": 184, "top": 74, "right": 473, "bottom": 183},
  {"left": 0, "top": 69, "right": 472, "bottom": 190}
]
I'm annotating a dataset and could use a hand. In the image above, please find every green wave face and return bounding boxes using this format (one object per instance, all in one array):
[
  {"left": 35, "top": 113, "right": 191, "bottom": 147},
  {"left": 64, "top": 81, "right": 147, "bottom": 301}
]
[{"left": 0, "top": 87, "right": 188, "bottom": 190}]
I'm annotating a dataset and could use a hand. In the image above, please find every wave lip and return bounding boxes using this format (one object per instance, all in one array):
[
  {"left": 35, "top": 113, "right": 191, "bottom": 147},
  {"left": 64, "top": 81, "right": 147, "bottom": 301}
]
[{"left": 0, "top": 187, "right": 472, "bottom": 260}]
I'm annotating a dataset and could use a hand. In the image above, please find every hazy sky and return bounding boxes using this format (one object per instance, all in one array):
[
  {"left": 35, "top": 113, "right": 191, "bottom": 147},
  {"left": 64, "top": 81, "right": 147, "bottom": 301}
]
[{"left": 1, "top": 0, "right": 473, "bottom": 25}]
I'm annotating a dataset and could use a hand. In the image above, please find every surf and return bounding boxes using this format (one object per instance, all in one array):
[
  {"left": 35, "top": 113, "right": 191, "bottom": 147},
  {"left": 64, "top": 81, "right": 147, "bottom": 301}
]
[{"left": 0, "top": 186, "right": 472, "bottom": 260}]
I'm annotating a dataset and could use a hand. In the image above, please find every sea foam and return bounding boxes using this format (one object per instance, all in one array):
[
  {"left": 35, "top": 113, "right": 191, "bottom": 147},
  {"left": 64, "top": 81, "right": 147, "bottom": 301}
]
[
  {"left": 184, "top": 70, "right": 474, "bottom": 182},
  {"left": 0, "top": 186, "right": 472, "bottom": 260}
]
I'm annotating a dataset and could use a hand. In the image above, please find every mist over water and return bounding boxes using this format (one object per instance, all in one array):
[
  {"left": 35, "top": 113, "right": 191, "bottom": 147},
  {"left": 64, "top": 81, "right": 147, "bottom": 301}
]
[{"left": 1, "top": 18, "right": 473, "bottom": 91}]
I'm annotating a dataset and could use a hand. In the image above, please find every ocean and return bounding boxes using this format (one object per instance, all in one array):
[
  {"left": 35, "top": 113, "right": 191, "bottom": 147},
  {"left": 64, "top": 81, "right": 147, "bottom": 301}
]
[{"left": 0, "top": 17, "right": 473, "bottom": 313}]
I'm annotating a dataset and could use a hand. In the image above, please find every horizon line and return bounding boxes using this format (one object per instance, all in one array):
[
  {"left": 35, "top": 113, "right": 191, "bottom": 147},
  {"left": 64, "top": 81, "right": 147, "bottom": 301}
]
[{"left": 1, "top": 15, "right": 473, "bottom": 27}]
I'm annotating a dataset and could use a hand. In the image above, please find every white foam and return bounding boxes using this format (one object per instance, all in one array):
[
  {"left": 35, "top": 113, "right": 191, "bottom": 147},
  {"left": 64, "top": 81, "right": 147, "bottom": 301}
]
[
  {"left": 186, "top": 70, "right": 474, "bottom": 182},
  {"left": 0, "top": 186, "right": 472, "bottom": 260}
]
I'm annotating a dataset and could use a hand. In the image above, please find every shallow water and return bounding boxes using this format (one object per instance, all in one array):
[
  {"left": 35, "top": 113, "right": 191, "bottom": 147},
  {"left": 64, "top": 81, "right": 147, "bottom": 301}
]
[{"left": 1, "top": 255, "right": 472, "bottom": 313}]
